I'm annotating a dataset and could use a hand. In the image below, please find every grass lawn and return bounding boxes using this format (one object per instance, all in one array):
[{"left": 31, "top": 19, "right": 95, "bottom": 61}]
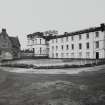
[{"left": 0, "top": 67, "right": 105, "bottom": 105}]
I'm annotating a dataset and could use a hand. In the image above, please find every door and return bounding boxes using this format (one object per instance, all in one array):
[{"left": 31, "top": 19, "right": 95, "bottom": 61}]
[{"left": 96, "top": 52, "right": 99, "bottom": 59}]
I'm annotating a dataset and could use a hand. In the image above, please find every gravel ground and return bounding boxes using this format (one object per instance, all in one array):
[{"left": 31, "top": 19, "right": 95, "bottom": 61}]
[
  {"left": 0, "top": 65, "right": 105, "bottom": 105},
  {"left": 1, "top": 64, "right": 105, "bottom": 74},
  {"left": 6, "top": 59, "right": 87, "bottom": 66}
]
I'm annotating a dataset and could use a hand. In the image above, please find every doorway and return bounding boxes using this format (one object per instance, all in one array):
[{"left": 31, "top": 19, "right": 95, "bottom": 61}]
[{"left": 96, "top": 52, "right": 99, "bottom": 59}]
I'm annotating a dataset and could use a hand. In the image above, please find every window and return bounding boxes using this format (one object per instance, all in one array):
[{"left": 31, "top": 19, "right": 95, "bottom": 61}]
[
  {"left": 56, "top": 53, "right": 58, "bottom": 58},
  {"left": 86, "top": 52, "right": 90, "bottom": 58},
  {"left": 96, "top": 31, "right": 99, "bottom": 37},
  {"left": 61, "top": 45, "right": 64, "bottom": 50},
  {"left": 56, "top": 46, "right": 58, "bottom": 50},
  {"left": 52, "top": 46, "right": 54, "bottom": 50},
  {"left": 79, "top": 43, "right": 82, "bottom": 49},
  {"left": 79, "top": 35, "right": 81, "bottom": 40},
  {"left": 71, "top": 44, "right": 74, "bottom": 50},
  {"left": 66, "top": 44, "right": 69, "bottom": 50},
  {"left": 96, "top": 41, "right": 99, "bottom": 48},
  {"left": 86, "top": 33, "right": 89, "bottom": 39},
  {"left": 32, "top": 40, "right": 34, "bottom": 44},
  {"left": 71, "top": 36, "right": 74, "bottom": 41},
  {"left": 40, "top": 48, "right": 42, "bottom": 54},
  {"left": 33, "top": 48, "right": 35, "bottom": 53},
  {"left": 86, "top": 42, "right": 89, "bottom": 49},
  {"left": 2, "top": 44, "right": 6, "bottom": 47}
]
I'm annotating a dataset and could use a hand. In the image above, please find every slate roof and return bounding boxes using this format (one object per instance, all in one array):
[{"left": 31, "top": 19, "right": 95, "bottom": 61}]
[
  {"left": 9, "top": 36, "right": 20, "bottom": 48},
  {"left": 50, "top": 23, "right": 105, "bottom": 39},
  {"left": 27, "top": 32, "right": 46, "bottom": 39},
  {"left": 27, "top": 23, "right": 105, "bottom": 41}
]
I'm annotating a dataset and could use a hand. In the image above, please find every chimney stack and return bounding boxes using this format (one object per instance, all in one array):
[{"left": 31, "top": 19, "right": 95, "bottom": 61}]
[
  {"left": 100, "top": 23, "right": 105, "bottom": 31},
  {"left": 2, "top": 28, "right": 6, "bottom": 32}
]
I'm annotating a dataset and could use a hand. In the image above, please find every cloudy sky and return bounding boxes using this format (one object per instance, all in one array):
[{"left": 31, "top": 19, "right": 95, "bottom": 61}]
[{"left": 0, "top": 0, "right": 105, "bottom": 49}]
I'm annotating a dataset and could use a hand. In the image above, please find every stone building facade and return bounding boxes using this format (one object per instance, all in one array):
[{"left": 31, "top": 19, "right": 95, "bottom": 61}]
[
  {"left": 27, "top": 23, "right": 105, "bottom": 59},
  {"left": 27, "top": 32, "right": 48, "bottom": 58},
  {"left": 0, "top": 29, "right": 21, "bottom": 60}
]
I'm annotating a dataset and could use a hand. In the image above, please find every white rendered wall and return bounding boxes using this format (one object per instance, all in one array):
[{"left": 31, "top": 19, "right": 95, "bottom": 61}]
[
  {"left": 27, "top": 36, "right": 48, "bottom": 56},
  {"left": 48, "top": 30, "right": 105, "bottom": 59}
]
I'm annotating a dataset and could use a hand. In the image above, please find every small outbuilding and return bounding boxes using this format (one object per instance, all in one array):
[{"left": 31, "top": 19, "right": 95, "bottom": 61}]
[{"left": 0, "top": 28, "right": 21, "bottom": 60}]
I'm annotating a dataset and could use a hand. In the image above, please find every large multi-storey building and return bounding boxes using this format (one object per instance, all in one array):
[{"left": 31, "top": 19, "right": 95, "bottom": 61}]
[
  {"left": 27, "top": 32, "right": 48, "bottom": 57},
  {"left": 27, "top": 23, "right": 105, "bottom": 59}
]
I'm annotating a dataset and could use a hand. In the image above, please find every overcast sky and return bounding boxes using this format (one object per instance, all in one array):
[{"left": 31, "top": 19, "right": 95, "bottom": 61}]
[{"left": 0, "top": 0, "right": 105, "bottom": 49}]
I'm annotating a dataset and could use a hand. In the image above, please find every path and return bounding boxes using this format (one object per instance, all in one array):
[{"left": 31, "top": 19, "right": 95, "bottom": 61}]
[{"left": 1, "top": 64, "right": 105, "bottom": 74}]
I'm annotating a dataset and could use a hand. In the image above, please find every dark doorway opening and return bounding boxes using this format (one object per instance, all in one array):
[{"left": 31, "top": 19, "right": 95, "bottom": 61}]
[{"left": 96, "top": 52, "right": 99, "bottom": 59}]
